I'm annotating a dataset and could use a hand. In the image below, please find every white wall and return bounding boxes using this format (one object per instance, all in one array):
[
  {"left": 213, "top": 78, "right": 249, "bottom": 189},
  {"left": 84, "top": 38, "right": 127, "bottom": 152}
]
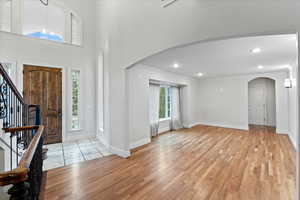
[
  {"left": 127, "top": 64, "right": 199, "bottom": 149},
  {"left": 197, "top": 71, "right": 289, "bottom": 133},
  {"left": 0, "top": 0, "right": 97, "bottom": 141},
  {"left": 288, "top": 60, "right": 299, "bottom": 150},
  {"left": 96, "top": 0, "right": 300, "bottom": 155}
]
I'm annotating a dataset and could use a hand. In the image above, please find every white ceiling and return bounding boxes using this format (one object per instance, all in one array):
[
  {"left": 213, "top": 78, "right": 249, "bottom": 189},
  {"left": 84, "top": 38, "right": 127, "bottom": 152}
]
[{"left": 141, "top": 34, "right": 298, "bottom": 78}]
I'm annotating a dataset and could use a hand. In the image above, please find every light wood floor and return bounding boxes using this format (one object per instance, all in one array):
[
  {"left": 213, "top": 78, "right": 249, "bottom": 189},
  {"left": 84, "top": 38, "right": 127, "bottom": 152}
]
[{"left": 43, "top": 125, "right": 296, "bottom": 200}]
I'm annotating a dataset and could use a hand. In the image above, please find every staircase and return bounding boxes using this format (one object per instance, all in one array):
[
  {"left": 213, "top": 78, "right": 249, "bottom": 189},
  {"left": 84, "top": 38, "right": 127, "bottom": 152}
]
[{"left": 0, "top": 63, "right": 45, "bottom": 200}]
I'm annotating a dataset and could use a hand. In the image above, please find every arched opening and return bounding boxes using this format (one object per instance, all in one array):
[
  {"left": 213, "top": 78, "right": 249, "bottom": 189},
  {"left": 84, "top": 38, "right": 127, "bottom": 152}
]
[
  {"left": 248, "top": 77, "right": 276, "bottom": 128},
  {"left": 23, "top": 0, "right": 66, "bottom": 42}
]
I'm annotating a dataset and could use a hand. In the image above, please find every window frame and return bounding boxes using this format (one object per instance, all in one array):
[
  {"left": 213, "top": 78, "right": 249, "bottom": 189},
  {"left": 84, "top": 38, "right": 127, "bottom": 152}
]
[
  {"left": 70, "top": 68, "right": 82, "bottom": 131},
  {"left": 0, "top": 0, "right": 83, "bottom": 46},
  {"left": 0, "top": 60, "right": 17, "bottom": 83},
  {"left": 0, "top": 0, "right": 12, "bottom": 33},
  {"left": 71, "top": 12, "right": 83, "bottom": 46},
  {"left": 159, "top": 86, "right": 171, "bottom": 121}
]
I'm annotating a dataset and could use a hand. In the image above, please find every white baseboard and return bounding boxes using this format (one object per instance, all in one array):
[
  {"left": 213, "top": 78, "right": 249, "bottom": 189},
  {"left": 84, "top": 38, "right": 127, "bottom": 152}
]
[
  {"left": 186, "top": 122, "right": 201, "bottom": 128},
  {"left": 110, "top": 146, "right": 131, "bottom": 158},
  {"left": 278, "top": 131, "right": 297, "bottom": 151},
  {"left": 276, "top": 129, "right": 289, "bottom": 135},
  {"left": 64, "top": 133, "right": 95, "bottom": 142},
  {"left": 290, "top": 136, "right": 297, "bottom": 151},
  {"left": 158, "top": 126, "right": 170, "bottom": 134},
  {"left": 96, "top": 134, "right": 110, "bottom": 149},
  {"left": 130, "top": 137, "right": 151, "bottom": 149},
  {"left": 196, "top": 122, "right": 249, "bottom": 130}
]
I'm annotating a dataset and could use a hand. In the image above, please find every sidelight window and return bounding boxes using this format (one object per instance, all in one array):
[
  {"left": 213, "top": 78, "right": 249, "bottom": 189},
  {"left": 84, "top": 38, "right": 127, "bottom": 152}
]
[{"left": 71, "top": 70, "right": 80, "bottom": 130}]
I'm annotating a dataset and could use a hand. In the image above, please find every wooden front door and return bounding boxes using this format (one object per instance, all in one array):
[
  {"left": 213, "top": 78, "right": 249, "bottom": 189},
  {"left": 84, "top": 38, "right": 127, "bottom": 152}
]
[{"left": 23, "top": 65, "right": 62, "bottom": 144}]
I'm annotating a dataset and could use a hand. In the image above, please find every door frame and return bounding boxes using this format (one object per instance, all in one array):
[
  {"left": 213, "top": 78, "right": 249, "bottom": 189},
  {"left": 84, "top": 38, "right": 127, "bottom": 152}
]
[
  {"left": 248, "top": 77, "right": 276, "bottom": 127},
  {"left": 20, "top": 62, "right": 67, "bottom": 142},
  {"left": 247, "top": 75, "right": 278, "bottom": 132}
]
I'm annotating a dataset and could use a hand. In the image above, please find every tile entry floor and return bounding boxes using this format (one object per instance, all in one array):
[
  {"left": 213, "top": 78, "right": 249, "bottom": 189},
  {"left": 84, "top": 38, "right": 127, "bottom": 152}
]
[{"left": 43, "top": 138, "right": 112, "bottom": 171}]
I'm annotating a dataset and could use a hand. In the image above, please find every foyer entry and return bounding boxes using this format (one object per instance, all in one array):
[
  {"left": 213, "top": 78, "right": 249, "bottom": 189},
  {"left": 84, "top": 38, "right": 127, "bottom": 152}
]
[
  {"left": 248, "top": 77, "right": 276, "bottom": 127},
  {"left": 23, "top": 65, "right": 62, "bottom": 144}
]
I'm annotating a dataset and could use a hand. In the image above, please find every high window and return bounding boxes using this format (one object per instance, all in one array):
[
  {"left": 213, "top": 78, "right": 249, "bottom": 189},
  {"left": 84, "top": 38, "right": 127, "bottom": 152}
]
[
  {"left": 71, "top": 13, "right": 82, "bottom": 45},
  {"left": 0, "top": 0, "right": 11, "bottom": 32},
  {"left": 23, "top": 0, "right": 66, "bottom": 42},
  {"left": 159, "top": 87, "right": 171, "bottom": 119},
  {"left": 0, "top": 0, "right": 83, "bottom": 45},
  {"left": 71, "top": 70, "right": 80, "bottom": 130}
]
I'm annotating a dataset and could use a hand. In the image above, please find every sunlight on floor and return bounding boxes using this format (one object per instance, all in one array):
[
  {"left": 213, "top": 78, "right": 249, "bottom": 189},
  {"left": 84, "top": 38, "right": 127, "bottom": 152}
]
[{"left": 43, "top": 138, "right": 111, "bottom": 171}]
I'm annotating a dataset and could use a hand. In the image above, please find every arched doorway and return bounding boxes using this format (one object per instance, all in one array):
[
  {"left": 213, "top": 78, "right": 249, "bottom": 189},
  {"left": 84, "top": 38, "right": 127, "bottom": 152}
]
[{"left": 248, "top": 77, "right": 276, "bottom": 127}]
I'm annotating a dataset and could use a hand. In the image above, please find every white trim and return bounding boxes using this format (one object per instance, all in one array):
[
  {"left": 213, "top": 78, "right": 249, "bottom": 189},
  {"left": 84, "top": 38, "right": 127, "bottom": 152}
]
[
  {"left": 158, "top": 126, "right": 170, "bottom": 134},
  {"left": 20, "top": 62, "right": 67, "bottom": 143},
  {"left": 130, "top": 137, "right": 151, "bottom": 149},
  {"left": 276, "top": 129, "right": 290, "bottom": 134},
  {"left": 186, "top": 122, "right": 201, "bottom": 128},
  {"left": 276, "top": 131, "right": 297, "bottom": 150},
  {"left": 96, "top": 133, "right": 109, "bottom": 149},
  {"left": 69, "top": 68, "right": 83, "bottom": 131},
  {"left": 0, "top": 60, "right": 17, "bottom": 84},
  {"left": 197, "top": 122, "right": 249, "bottom": 130},
  {"left": 110, "top": 146, "right": 130, "bottom": 158},
  {"left": 159, "top": 117, "right": 171, "bottom": 122},
  {"left": 2, "top": 0, "right": 84, "bottom": 46}
]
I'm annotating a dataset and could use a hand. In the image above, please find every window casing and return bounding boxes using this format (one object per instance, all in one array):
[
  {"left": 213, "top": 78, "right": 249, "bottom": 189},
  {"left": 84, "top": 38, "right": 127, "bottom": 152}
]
[
  {"left": 159, "top": 87, "right": 171, "bottom": 119},
  {"left": 71, "top": 70, "right": 80, "bottom": 130},
  {"left": 0, "top": 0, "right": 83, "bottom": 45},
  {"left": 0, "top": 61, "right": 16, "bottom": 82},
  {"left": 71, "top": 13, "right": 82, "bottom": 45},
  {"left": 0, "top": 0, "right": 11, "bottom": 32}
]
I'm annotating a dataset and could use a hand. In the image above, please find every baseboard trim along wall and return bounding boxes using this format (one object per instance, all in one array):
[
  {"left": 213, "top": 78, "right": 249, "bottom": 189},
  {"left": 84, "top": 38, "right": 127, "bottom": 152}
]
[
  {"left": 158, "top": 126, "right": 171, "bottom": 134},
  {"left": 189, "top": 122, "right": 249, "bottom": 131},
  {"left": 96, "top": 134, "right": 110, "bottom": 149},
  {"left": 130, "top": 138, "right": 151, "bottom": 149},
  {"left": 276, "top": 129, "right": 290, "bottom": 135},
  {"left": 110, "top": 146, "right": 131, "bottom": 158},
  {"left": 276, "top": 130, "right": 297, "bottom": 150}
]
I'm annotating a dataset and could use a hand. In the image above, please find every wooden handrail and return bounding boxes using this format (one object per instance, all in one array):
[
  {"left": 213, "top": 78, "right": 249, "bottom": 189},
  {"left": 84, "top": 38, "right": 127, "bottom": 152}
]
[
  {"left": 3, "top": 125, "right": 40, "bottom": 133},
  {"left": 0, "top": 63, "right": 25, "bottom": 105},
  {"left": 0, "top": 125, "right": 44, "bottom": 186}
]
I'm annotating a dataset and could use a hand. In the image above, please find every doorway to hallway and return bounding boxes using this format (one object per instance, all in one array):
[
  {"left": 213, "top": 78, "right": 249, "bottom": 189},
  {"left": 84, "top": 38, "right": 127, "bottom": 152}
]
[{"left": 248, "top": 77, "right": 276, "bottom": 127}]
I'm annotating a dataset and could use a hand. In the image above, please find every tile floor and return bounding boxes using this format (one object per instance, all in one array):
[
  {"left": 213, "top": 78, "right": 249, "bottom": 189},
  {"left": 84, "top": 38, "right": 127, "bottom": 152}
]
[{"left": 43, "top": 138, "right": 112, "bottom": 171}]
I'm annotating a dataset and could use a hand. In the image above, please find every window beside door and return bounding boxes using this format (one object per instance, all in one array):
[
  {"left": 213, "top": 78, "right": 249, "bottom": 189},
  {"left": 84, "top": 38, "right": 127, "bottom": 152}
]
[
  {"left": 159, "top": 87, "right": 171, "bottom": 120},
  {"left": 0, "top": 61, "right": 16, "bottom": 83},
  {"left": 71, "top": 70, "right": 80, "bottom": 130}
]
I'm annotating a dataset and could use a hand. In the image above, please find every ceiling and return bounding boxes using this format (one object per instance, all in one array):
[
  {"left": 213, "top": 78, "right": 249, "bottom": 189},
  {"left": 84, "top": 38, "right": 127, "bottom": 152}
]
[{"left": 141, "top": 34, "right": 298, "bottom": 78}]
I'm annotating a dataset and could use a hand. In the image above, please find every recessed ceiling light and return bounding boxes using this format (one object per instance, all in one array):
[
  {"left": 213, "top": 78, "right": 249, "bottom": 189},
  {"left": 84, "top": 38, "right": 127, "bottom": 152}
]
[
  {"left": 251, "top": 48, "right": 261, "bottom": 54},
  {"left": 173, "top": 63, "right": 180, "bottom": 68},
  {"left": 257, "top": 65, "right": 264, "bottom": 69},
  {"left": 197, "top": 72, "right": 203, "bottom": 77}
]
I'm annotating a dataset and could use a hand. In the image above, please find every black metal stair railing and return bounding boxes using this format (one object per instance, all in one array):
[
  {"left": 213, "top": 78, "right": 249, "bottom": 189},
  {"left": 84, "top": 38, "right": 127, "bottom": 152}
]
[
  {"left": 0, "top": 63, "right": 44, "bottom": 200},
  {"left": 0, "top": 63, "right": 41, "bottom": 169}
]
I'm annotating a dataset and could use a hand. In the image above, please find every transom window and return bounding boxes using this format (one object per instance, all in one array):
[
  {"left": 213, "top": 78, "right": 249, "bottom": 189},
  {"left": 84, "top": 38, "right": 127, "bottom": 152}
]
[
  {"left": 0, "top": 0, "right": 83, "bottom": 45},
  {"left": 159, "top": 87, "right": 171, "bottom": 119}
]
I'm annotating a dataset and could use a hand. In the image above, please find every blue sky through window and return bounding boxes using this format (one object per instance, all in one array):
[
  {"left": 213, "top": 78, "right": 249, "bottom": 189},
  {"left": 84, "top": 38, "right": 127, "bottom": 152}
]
[{"left": 26, "top": 32, "right": 64, "bottom": 42}]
